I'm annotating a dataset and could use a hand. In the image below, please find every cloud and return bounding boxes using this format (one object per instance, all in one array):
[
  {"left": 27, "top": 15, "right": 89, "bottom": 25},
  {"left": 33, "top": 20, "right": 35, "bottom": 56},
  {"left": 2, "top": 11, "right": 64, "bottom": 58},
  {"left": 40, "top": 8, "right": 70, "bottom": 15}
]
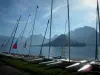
[
  {"left": 71, "top": 11, "right": 96, "bottom": 30},
  {"left": 87, "top": 12, "right": 96, "bottom": 22},
  {"left": 42, "top": 4, "right": 66, "bottom": 18},
  {"left": 80, "top": 12, "right": 96, "bottom": 28},
  {"left": 81, "top": 0, "right": 96, "bottom": 8},
  {"left": 71, "top": 23, "right": 85, "bottom": 30},
  {"left": 1, "top": 0, "right": 99, "bottom": 37},
  {"left": 79, "top": 0, "right": 100, "bottom": 9},
  {"left": 72, "top": 0, "right": 100, "bottom": 11}
]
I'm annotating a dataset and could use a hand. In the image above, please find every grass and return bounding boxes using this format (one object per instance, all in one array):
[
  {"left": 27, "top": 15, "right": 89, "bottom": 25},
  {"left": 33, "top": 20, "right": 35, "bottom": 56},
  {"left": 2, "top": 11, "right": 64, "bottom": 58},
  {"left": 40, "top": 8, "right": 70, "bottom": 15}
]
[{"left": 0, "top": 55, "right": 94, "bottom": 75}]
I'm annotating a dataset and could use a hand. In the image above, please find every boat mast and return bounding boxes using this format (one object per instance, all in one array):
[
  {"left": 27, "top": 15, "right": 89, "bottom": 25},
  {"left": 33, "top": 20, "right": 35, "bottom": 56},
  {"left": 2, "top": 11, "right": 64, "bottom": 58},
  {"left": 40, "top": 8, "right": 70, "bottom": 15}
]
[
  {"left": 48, "top": 0, "right": 53, "bottom": 58},
  {"left": 97, "top": 0, "right": 100, "bottom": 46},
  {"left": 95, "top": 0, "right": 100, "bottom": 60},
  {"left": 39, "top": 20, "right": 49, "bottom": 56},
  {"left": 95, "top": 15, "right": 98, "bottom": 60},
  {"left": 12, "top": 15, "right": 30, "bottom": 54},
  {"left": 28, "top": 6, "right": 38, "bottom": 56},
  {"left": 67, "top": 0, "right": 71, "bottom": 62},
  {"left": 4, "top": 20, "right": 18, "bottom": 47},
  {"left": 9, "top": 15, "right": 21, "bottom": 54},
  {"left": 18, "top": 14, "right": 31, "bottom": 48}
]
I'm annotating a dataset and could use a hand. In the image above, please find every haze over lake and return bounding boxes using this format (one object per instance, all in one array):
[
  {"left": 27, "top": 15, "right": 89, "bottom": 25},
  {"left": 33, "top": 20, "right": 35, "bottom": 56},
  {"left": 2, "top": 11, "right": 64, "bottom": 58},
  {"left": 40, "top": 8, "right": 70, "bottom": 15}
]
[{"left": 1, "top": 46, "right": 100, "bottom": 60}]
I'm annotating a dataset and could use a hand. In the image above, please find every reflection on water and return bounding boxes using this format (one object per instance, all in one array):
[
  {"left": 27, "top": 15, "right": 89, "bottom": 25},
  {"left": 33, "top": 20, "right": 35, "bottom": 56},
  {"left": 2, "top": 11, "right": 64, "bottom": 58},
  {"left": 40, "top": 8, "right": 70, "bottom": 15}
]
[{"left": 1, "top": 46, "right": 100, "bottom": 60}]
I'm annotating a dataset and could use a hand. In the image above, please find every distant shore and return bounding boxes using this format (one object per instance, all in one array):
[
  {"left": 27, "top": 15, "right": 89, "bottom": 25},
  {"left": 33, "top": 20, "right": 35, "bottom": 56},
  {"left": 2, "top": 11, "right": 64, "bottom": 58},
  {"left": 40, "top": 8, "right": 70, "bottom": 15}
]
[{"left": 31, "top": 45, "right": 87, "bottom": 47}]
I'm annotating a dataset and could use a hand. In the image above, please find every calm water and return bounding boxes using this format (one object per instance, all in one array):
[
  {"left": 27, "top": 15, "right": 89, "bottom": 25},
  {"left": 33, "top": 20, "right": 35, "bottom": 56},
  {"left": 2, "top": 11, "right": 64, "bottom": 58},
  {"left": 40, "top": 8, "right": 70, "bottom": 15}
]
[{"left": 1, "top": 46, "right": 100, "bottom": 60}]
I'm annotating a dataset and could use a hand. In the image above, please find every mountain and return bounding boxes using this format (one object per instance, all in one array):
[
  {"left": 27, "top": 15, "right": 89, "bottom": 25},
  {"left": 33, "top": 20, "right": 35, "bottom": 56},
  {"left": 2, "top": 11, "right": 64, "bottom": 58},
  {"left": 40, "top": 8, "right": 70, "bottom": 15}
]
[
  {"left": 70, "top": 26, "right": 99, "bottom": 45},
  {"left": 1, "top": 26, "right": 97, "bottom": 48},
  {"left": 44, "top": 34, "right": 86, "bottom": 47},
  {"left": 0, "top": 35, "right": 9, "bottom": 45},
  {"left": 0, "top": 35, "right": 18, "bottom": 45},
  {"left": 26, "top": 34, "right": 49, "bottom": 45},
  {"left": 26, "top": 34, "right": 60, "bottom": 46},
  {"left": 51, "top": 34, "right": 59, "bottom": 41},
  {"left": 0, "top": 34, "right": 58, "bottom": 47},
  {"left": 0, "top": 35, "right": 27, "bottom": 49},
  {"left": 0, "top": 35, "right": 17, "bottom": 52}
]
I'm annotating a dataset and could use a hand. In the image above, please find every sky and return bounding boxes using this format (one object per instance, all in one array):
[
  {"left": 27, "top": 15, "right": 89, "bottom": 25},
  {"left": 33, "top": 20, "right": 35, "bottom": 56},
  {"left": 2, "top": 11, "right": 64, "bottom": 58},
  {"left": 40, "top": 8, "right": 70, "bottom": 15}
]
[{"left": 0, "top": 0, "right": 99, "bottom": 38}]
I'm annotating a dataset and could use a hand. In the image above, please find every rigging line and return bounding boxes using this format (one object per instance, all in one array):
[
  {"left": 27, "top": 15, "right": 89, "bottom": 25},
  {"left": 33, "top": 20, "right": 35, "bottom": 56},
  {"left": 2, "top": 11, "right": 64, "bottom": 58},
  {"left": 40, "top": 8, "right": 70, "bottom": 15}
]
[
  {"left": 14, "top": 14, "right": 31, "bottom": 54},
  {"left": 62, "top": 0, "right": 69, "bottom": 59},
  {"left": 13, "top": 29, "right": 24, "bottom": 54},
  {"left": 64, "top": 20, "right": 67, "bottom": 34},
  {"left": 23, "top": 27, "right": 33, "bottom": 48},
  {"left": 18, "top": 14, "right": 31, "bottom": 48},
  {"left": 67, "top": 0, "right": 71, "bottom": 62},
  {"left": 61, "top": 2, "right": 68, "bottom": 58},
  {"left": 28, "top": 6, "right": 39, "bottom": 56},
  {"left": 8, "top": 15, "right": 21, "bottom": 54},
  {"left": 14, "top": 28, "right": 24, "bottom": 43},
  {"left": 48, "top": 0, "right": 53, "bottom": 58},
  {"left": 39, "top": 19, "right": 50, "bottom": 56},
  {"left": 61, "top": 19, "right": 67, "bottom": 59},
  {"left": 25, "top": 28, "right": 32, "bottom": 43},
  {"left": 28, "top": 28, "right": 32, "bottom": 36},
  {"left": 4, "top": 20, "right": 18, "bottom": 47},
  {"left": 17, "top": 30, "right": 23, "bottom": 41},
  {"left": 12, "top": 16, "right": 24, "bottom": 53},
  {"left": 9, "top": 22, "right": 18, "bottom": 54},
  {"left": 22, "top": 28, "right": 32, "bottom": 49}
]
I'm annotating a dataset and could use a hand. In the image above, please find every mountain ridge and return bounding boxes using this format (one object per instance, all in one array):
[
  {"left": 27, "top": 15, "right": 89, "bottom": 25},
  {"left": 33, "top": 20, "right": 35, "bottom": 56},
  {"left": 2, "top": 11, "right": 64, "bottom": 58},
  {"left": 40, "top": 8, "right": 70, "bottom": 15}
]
[{"left": 43, "top": 34, "right": 86, "bottom": 47}]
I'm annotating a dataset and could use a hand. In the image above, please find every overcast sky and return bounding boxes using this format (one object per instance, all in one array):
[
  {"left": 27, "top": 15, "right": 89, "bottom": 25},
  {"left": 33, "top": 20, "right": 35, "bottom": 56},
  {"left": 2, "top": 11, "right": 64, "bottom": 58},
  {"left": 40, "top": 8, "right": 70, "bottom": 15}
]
[{"left": 0, "top": 0, "right": 99, "bottom": 38}]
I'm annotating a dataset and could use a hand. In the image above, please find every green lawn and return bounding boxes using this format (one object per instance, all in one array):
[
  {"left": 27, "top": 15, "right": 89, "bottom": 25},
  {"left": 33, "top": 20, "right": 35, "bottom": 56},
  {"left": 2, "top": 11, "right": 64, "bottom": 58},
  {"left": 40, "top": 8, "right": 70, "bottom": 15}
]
[{"left": 0, "top": 55, "right": 93, "bottom": 75}]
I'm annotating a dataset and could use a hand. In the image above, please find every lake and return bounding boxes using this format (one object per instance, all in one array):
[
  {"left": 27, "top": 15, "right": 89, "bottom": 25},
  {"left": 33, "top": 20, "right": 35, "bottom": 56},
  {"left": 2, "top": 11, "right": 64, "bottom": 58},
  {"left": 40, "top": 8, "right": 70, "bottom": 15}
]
[{"left": 1, "top": 46, "right": 100, "bottom": 60}]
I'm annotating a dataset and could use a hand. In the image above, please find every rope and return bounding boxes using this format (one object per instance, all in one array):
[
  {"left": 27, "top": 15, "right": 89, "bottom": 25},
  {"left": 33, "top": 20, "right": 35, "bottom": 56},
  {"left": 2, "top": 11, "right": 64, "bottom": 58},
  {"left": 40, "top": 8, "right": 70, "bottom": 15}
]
[
  {"left": 4, "top": 20, "right": 18, "bottom": 47},
  {"left": 18, "top": 14, "right": 31, "bottom": 48},
  {"left": 39, "top": 19, "right": 50, "bottom": 56},
  {"left": 28, "top": 6, "right": 39, "bottom": 56},
  {"left": 8, "top": 15, "right": 21, "bottom": 54}
]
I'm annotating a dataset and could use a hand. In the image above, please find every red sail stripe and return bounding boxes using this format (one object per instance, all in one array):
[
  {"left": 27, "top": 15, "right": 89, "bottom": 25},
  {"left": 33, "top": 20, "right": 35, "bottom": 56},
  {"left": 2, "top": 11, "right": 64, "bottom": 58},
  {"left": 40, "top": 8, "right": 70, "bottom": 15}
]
[{"left": 13, "top": 44, "right": 17, "bottom": 49}]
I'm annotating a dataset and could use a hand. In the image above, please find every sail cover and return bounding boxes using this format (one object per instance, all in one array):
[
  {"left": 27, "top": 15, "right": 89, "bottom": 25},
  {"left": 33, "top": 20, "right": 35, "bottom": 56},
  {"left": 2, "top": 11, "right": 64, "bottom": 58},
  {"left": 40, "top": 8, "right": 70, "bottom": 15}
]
[
  {"left": 13, "top": 40, "right": 18, "bottom": 49},
  {"left": 78, "top": 64, "right": 92, "bottom": 72}
]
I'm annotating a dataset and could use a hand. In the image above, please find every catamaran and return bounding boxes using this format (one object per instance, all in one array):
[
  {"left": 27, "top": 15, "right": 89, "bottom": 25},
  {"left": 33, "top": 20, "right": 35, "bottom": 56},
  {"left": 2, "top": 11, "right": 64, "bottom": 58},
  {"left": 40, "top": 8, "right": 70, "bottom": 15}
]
[
  {"left": 66, "top": 0, "right": 100, "bottom": 72},
  {"left": 42, "top": 0, "right": 73, "bottom": 66},
  {"left": 0, "top": 14, "right": 32, "bottom": 59},
  {"left": 77, "top": 0, "right": 100, "bottom": 72},
  {"left": 0, "top": 15, "right": 21, "bottom": 57},
  {"left": 22, "top": 6, "right": 41, "bottom": 61},
  {"left": 27, "top": 0, "right": 56, "bottom": 63},
  {"left": 11, "top": 14, "right": 31, "bottom": 59}
]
